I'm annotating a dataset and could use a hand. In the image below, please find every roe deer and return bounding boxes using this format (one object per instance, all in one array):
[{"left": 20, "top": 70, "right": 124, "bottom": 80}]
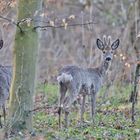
[
  {"left": 57, "top": 35, "right": 120, "bottom": 128},
  {"left": 0, "top": 29, "right": 12, "bottom": 128}
]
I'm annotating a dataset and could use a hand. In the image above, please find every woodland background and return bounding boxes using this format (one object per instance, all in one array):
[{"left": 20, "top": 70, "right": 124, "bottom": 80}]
[
  {"left": 0, "top": 0, "right": 140, "bottom": 139},
  {"left": 0, "top": 0, "right": 138, "bottom": 85}
]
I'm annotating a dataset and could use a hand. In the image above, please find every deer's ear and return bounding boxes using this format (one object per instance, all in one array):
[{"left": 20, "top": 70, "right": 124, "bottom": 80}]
[
  {"left": 111, "top": 39, "right": 119, "bottom": 50},
  {"left": 96, "top": 39, "right": 104, "bottom": 50},
  {"left": 0, "top": 40, "right": 3, "bottom": 49}
]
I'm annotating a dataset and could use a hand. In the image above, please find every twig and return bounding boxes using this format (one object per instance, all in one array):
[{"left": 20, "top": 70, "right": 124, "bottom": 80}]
[
  {"left": 0, "top": 15, "right": 96, "bottom": 31},
  {"left": 0, "top": 15, "right": 17, "bottom": 26},
  {"left": 28, "top": 104, "right": 58, "bottom": 114},
  {"left": 0, "top": 15, "right": 24, "bottom": 33},
  {"left": 33, "top": 21, "right": 96, "bottom": 30},
  {"left": 28, "top": 105, "right": 47, "bottom": 113}
]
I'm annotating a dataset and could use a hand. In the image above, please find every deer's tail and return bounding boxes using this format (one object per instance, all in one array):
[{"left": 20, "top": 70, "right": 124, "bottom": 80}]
[{"left": 57, "top": 73, "right": 73, "bottom": 83}]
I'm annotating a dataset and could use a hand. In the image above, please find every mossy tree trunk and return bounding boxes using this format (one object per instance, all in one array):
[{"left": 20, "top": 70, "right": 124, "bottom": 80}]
[{"left": 6, "top": 0, "right": 42, "bottom": 133}]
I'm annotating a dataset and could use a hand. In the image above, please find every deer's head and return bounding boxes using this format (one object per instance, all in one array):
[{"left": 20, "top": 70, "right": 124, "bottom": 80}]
[{"left": 96, "top": 35, "right": 119, "bottom": 62}]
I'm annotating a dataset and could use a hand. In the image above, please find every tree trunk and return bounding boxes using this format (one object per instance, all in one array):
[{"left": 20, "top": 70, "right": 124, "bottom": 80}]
[
  {"left": 131, "top": 34, "right": 140, "bottom": 122},
  {"left": 129, "top": 0, "right": 140, "bottom": 123},
  {"left": 129, "top": 0, "right": 140, "bottom": 101},
  {"left": 5, "top": 0, "right": 42, "bottom": 133}
]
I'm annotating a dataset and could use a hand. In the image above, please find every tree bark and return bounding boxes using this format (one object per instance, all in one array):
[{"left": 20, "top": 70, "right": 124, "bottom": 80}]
[
  {"left": 131, "top": 34, "right": 140, "bottom": 122},
  {"left": 5, "top": 0, "right": 42, "bottom": 133}
]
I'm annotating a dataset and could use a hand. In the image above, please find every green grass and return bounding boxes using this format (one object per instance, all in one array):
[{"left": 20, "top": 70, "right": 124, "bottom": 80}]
[
  {"left": 37, "top": 83, "right": 58, "bottom": 105},
  {"left": 33, "top": 83, "right": 140, "bottom": 140}
]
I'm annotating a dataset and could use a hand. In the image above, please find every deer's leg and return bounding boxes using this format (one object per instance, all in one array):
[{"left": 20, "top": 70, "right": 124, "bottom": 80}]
[
  {"left": 91, "top": 93, "right": 96, "bottom": 121},
  {"left": 59, "top": 83, "right": 67, "bottom": 107},
  {"left": 64, "top": 109, "right": 69, "bottom": 128},
  {"left": 58, "top": 83, "right": 67, "bottom": 129},
  {"left": 58, "top": 106, "right": 62, "bottom": 129},
  {"left": 0, "top": 114, "right": 2, "bottom": 128},
  {"left": 63, "top": 88, "right": 77, "bottom": 128},
  {"left": 80, "top": 94, "right": 86, "bottom": 124},
  {"left": 2, "top": 104, "right": 6, "bottom": 125},
  {"left": 90, "top": 85, "right": 96, "bottom": 123},
  {"left": 63, "top": 96, "right": 71, "bottom": 128}
]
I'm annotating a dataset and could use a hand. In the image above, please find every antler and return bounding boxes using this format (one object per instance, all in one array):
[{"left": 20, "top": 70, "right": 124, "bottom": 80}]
[
  {"left": 103, "top": 35, "right": 107, "bottom": 45},
  {"left": 107, "top": 36, "right": 112, "bottom": 46},
  {"left": 103, "top": 35, "right": 112, "bottom": 46}
]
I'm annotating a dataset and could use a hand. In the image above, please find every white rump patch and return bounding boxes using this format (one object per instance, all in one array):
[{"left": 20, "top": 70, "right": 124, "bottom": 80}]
[{"left": 57, "top": 73, "right": 73, "bottom": 83}]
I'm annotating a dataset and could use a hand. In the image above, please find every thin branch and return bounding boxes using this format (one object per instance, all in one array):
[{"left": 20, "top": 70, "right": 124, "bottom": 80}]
[
  {"left": 0, "top": 15, "right": 24, "bottom": 33},
  {"left": 16, "top": 23, "right": 24, "bottom": 33},
  {"left": 0, "top": 15, "right": 96, "bottom": 31},
  {"left": 33, "top": 21, "right": 96, "bottom": 30},
  {"left": 0, "top": 15, "right": 17, "bottom": 25}
]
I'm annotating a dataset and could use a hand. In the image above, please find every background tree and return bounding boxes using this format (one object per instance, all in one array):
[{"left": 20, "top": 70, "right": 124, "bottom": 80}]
[{"left": 127, "top": 0, "right": 140, "bottom": 122}]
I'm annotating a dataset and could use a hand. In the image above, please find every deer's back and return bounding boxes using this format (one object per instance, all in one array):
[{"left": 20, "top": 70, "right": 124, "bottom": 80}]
[{"left": 59, "top": 65, "right": 103, "bottom": 93}]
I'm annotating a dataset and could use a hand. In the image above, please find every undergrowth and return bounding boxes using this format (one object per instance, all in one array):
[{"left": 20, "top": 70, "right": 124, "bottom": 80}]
[{"left": 33, "top": 83, "right": 140, "bottom": 140}]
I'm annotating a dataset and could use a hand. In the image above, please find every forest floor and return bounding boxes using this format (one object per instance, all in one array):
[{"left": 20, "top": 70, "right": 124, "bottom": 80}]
[{"left": 31, "top": 83, "right": 140, "bottom": 140}]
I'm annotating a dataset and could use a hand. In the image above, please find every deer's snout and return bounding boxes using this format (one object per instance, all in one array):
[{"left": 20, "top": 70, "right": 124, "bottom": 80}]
[{"left": 105, "top": 57, "right": 112, "bottom": 61}]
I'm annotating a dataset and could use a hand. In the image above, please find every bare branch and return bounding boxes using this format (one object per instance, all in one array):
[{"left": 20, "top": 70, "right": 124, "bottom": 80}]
[
  {"left": 0, "top": 15, "right": 17, "bottom": 25},
  {"left": 33, "top": 21, "right": 96, "bottom": 30},
  {"left": 0, "top": 15, "right": 96, "bottom": 32},
  {"left": 0, "top": 15, "right": 24, "bottom": 33}
]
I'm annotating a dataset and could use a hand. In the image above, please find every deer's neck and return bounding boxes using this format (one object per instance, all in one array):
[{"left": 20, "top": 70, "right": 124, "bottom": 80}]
[{"left": 98, "top": 61, "right": 110, "bottom": 77}]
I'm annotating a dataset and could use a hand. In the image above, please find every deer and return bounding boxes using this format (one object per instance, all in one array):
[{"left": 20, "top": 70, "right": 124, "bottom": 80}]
[
  {"left": 57, "top": 35, "right": 120, "bottom": 128},
  {"left": 0, "top": 29, "right": 12, "bottom": 128}
]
